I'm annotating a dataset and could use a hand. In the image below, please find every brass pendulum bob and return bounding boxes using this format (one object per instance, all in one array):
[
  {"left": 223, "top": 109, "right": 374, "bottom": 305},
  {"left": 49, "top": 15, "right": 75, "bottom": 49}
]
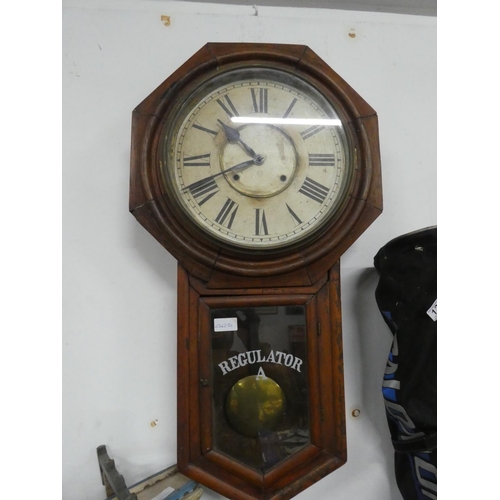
[{"left": 226, "top": 371, "right": 286, "bottom": 438}]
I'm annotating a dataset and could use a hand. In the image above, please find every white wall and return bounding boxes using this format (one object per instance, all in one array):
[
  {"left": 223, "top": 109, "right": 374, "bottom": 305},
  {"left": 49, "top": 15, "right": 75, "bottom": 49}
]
[{"left": 62, "top": 1, "right": 436, "bottom": 498}]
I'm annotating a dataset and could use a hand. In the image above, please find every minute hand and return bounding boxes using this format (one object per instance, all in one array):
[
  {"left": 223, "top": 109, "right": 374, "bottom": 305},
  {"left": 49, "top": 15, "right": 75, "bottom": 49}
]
[{"left": 182, "top": 158, "right": 258, "bottom": 192}]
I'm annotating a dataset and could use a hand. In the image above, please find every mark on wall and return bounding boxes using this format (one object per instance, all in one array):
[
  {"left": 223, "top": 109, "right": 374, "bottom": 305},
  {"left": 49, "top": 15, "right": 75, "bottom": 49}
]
[{"left": 161, "top": 15, "right": 171, "bottom": 27}]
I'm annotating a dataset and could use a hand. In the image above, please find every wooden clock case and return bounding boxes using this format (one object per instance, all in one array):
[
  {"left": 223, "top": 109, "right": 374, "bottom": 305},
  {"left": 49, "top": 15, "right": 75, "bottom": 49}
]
[{"left": 130, "top": 43, "right": 382, "bottom": 500}]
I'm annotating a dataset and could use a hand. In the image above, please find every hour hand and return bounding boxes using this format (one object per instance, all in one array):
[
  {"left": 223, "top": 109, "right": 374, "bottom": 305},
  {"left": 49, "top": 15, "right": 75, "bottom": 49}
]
[
  {"left": 218, "top": 119, "right": 240, "bottom": 142},
  {"left": 217, "top": 119, "right": 258, "bottom": 159}
]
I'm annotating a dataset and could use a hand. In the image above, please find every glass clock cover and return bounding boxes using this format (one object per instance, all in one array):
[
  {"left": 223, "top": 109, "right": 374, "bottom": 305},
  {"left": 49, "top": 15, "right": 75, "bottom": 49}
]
[
  {"left": 211, "top": 305, "right": 309, "bottom": 472},
  {"left": 159, "top": 67, "right": 351, "bottom": 250}
]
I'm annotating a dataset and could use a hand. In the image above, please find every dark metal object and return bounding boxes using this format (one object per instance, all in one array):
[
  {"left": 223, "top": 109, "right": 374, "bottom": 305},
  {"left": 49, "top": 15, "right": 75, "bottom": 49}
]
[
  {"left": 96, "top": 445, "right": 202, "bottom": 500},
  {"left": 97, "top": 445, "right": 137, "bottom": 500}
]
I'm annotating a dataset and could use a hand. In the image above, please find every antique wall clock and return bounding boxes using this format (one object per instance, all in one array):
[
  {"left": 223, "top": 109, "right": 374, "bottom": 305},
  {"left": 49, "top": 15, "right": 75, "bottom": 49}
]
[{"left": 130, "top": 43, "right": 382, "bottom": 500}]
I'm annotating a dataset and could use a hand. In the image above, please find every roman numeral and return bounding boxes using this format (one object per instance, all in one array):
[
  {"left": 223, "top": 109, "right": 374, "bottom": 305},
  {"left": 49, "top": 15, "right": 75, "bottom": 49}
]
[
  {"left": 255, "top": 208, "right": 269, "bottom": 236},
  {"left": 299, "top": 177, "right": 330, "bottom": 203},
  {"left": 217, "top": 95, "right": 239, "bottom": 117},
  {"left": 283, "top": 98, "right": 297, "bottom": 118},
  {"left": 192, "top": 123, "right": 218, "bottom": 137},
  {"left": 188, "top": 178, "right": 220, "bottom": 206},
  {"left": 286, "top": 203, "right": 302, "bottom": 226},
  {"left": 251, "top": 88, "right": 268, "bottom": 113},
  {"left": 308, "top": 153, "right": 336, "bottom": 167},
  {"left": 300, "top": 125, "right": 325, "bottom": 140},
  {"left": 183, "top": 153, "right": 211, "bottom": 167},
  {"left": 215, "top": 198, "right": 239, "bottom": 229}
]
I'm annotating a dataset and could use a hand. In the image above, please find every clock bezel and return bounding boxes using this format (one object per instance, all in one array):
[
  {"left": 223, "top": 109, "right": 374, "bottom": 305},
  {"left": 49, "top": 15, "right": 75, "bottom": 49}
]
[
  {"left": 157, "top": 65, "right": 354, "bottom": 252},
  {"left": 130, "top": 43, "right": 382, "bottom": 283}
]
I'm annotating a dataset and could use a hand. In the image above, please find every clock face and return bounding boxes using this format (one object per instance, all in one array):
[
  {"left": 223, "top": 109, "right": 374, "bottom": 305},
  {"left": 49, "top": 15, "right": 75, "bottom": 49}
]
[{"left": 159, "top": 67, "right": 352, "bottom": 250}]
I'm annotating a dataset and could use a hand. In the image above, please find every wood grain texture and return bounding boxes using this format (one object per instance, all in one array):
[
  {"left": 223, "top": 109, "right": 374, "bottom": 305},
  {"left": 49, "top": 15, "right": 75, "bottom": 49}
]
[
  {"left": 133, "top": 42, "right": 380, "bottom": 500},
  {"left": 177, "top": 263, "right": 347, "bottom": 500}
]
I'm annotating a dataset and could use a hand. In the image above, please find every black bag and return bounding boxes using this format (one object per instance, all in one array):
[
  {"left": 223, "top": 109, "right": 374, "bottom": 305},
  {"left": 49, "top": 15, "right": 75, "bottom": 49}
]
[{"left": 374, "top": 227, "right": 437, "bottom": 499}]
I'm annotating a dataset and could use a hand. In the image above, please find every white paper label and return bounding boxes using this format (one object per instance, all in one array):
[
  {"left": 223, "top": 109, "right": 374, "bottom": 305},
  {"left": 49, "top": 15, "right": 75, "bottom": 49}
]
[
  {"left": 214, "top": 317, "right": 238, "bottom": 332},
  {"left": 426, "top": 299, "right": 437, "bottom": 322}
]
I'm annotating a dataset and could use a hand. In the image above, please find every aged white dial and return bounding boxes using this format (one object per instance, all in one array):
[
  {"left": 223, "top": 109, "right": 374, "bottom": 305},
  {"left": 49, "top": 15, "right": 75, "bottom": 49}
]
[{"left": 160, "top": 68, "right": 352, "bottom": 250}]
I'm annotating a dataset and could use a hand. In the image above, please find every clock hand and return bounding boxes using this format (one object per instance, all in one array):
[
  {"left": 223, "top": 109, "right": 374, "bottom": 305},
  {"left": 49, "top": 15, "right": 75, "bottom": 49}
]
[
  {"left": 183, "top": 157, "right": 264, "bottom": 192},
  {"left": 217, "top": 119, "right": 258, "bottom": 159}
]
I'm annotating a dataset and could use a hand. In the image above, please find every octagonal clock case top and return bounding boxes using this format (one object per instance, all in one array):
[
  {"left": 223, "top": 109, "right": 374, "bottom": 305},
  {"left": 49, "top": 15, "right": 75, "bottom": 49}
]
[
  {"left": 130, "top": 43, "right": 382, "bottom": 282},
  {"left": 129, "top": 43, "right": 382, "bottom": 500}
]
